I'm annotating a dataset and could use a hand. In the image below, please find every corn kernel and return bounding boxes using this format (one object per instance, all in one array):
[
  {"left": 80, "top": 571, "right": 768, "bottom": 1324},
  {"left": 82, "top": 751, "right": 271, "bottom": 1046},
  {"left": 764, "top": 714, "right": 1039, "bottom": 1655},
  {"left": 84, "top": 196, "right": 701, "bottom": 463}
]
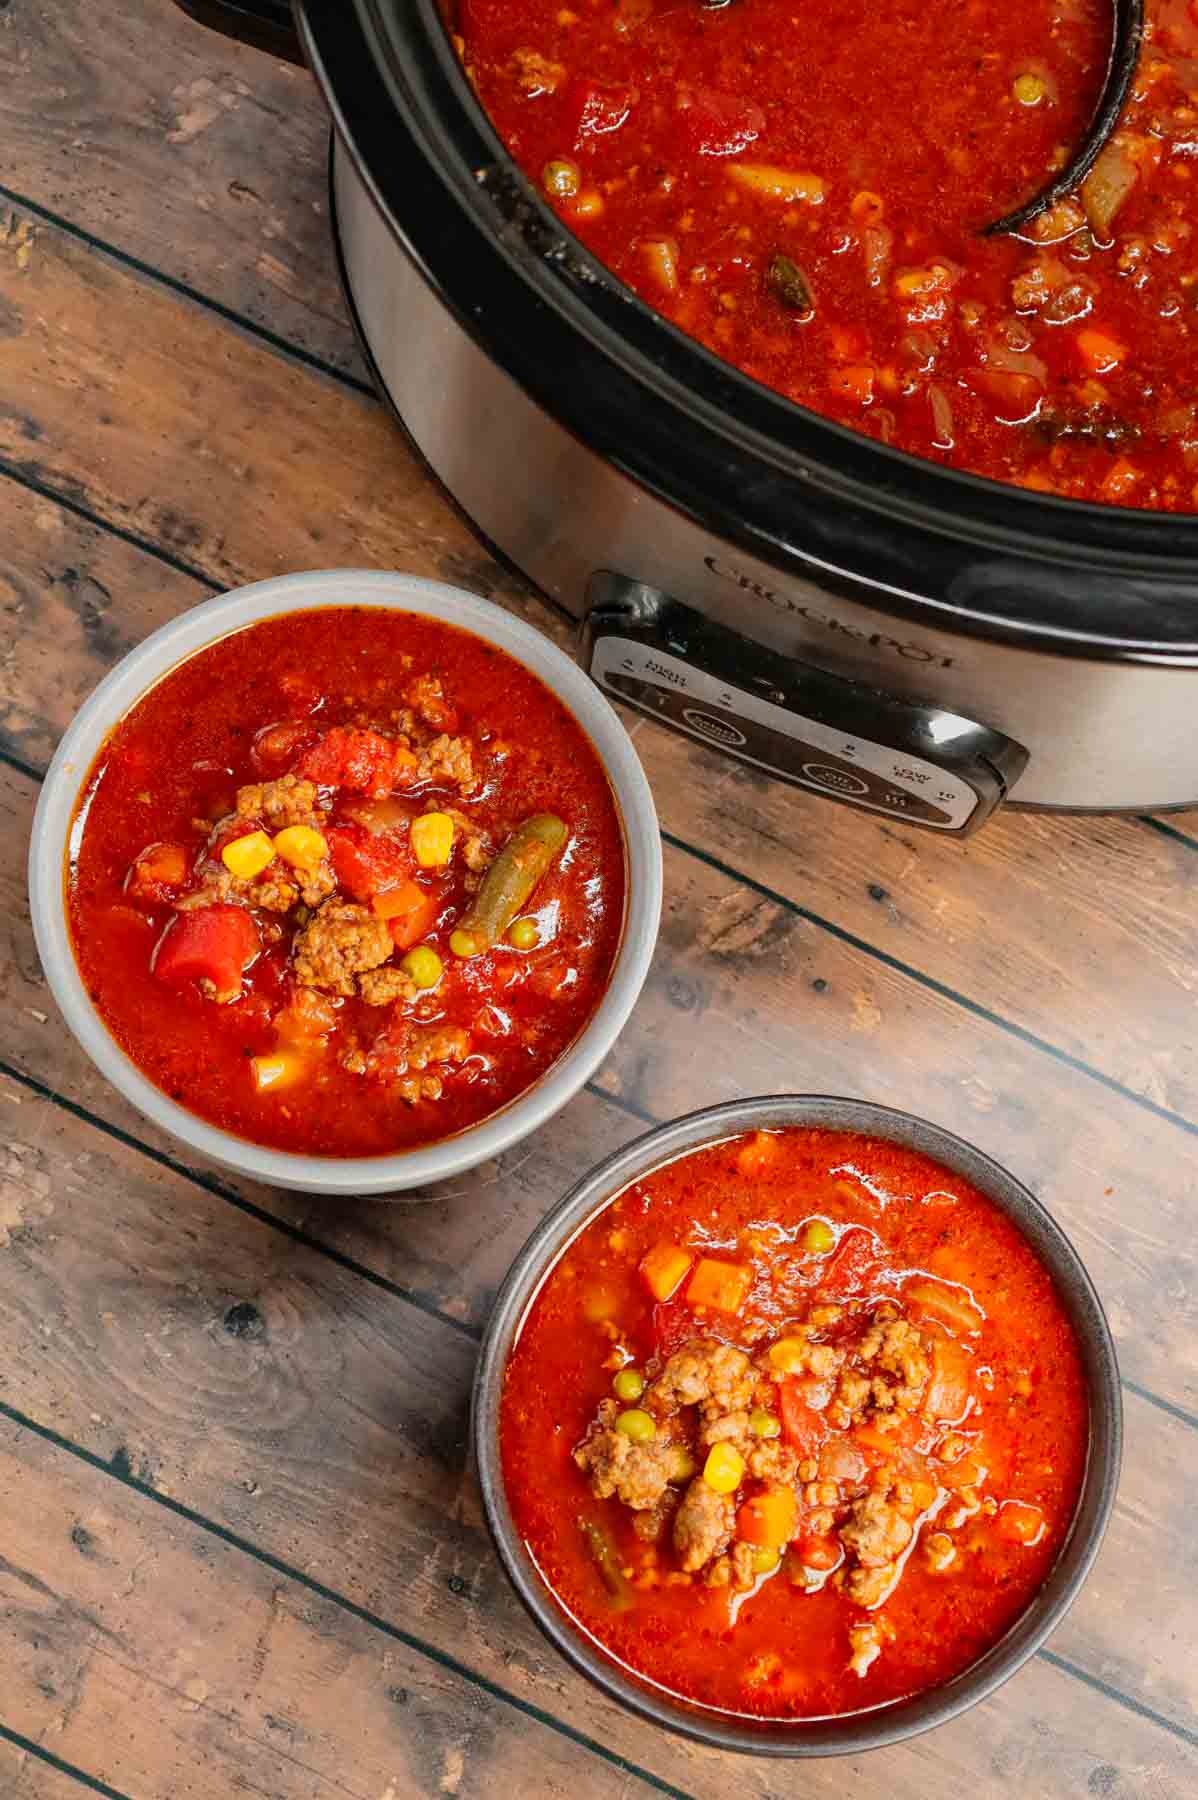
[
  {"left": 768, "top": 1337, "right": 809, "bottom": 1375},
  {"left": 401, "top": 945, "right": 443, "bottom": 989},
  {"left": 751, "top": 1546, "right": 781, "bottom": 1575},
  {"left": 222, "top": 830, "right": 275, "bottom": 880},
  {"left": 450, "top": 927, "right": 483, "bottom": 958},
  {"left": 613, "top": 1367, "right": 645, "bottom": 1403},
  {"left": 702, "top": 1443, "right": 744, "bottom": 1493},
  {"left": 411, "top": 811, "right": 455, "bottom": 867},
  {"left": 614, "top": 1409, "right": 656, "bottom": 1443},
  {"left": 272, "top": 824, "right": 329, "bottom": 871},
  {"left": 250, "top": 1052, "right": 301, "bottom": 1092},
  {"left": 801, "top": 1218, "right": 836, "bottom": 1255},
  {"left": 508, "top": 916, "right": 539, "bottom": 951}
]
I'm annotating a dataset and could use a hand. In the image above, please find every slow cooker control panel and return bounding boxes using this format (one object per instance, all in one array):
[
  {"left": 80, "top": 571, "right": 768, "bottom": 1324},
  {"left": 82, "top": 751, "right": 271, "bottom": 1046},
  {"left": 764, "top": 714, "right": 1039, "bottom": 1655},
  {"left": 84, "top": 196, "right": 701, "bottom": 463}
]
[{"left": 585, "top": 578, "right": 1027, "bottom": 834}]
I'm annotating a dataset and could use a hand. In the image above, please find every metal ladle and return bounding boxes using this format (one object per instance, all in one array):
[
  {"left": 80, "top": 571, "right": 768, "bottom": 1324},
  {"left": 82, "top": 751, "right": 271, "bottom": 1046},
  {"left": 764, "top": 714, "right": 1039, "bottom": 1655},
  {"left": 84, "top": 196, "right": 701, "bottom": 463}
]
[{"left": 984, "top": 0, "right": 1145, "bottom": 235}]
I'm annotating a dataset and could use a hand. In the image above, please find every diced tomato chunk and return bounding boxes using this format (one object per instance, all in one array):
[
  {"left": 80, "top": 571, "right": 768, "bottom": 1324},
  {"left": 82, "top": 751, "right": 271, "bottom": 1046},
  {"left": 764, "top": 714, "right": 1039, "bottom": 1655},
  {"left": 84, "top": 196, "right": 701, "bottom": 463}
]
[
  {"left": 296, "top": 726, "right": 401, "bottom": 797},
  {"left": 382, "top": 882, "right": 441, "bottom": 951},
  {"left": 325, "top": 822, "right": 413, "bottom": 903},
  {"left": 251, "top": 719, "right": 320, "bottom": 775},
  {"left": 651, "top": 1296, "right": 693, "bottom": 1358},
  {"left": 817, "top": 1226, "right": 880, "bottom": 1298},
  {"left": 675, "top": 88, "right": 765, "bottom": 158},
  {"left": 778, "top": 1379, "right": 828, "bottom": 1458},
  {"left": 796, "top": 1532, "right": 840, "bottom": 1571},
  {"left": 127, "top": 842, "right": 189, "bottom": 903},
  {"left": 153, "top": 905, "right": 259, "bottom": 1000}
]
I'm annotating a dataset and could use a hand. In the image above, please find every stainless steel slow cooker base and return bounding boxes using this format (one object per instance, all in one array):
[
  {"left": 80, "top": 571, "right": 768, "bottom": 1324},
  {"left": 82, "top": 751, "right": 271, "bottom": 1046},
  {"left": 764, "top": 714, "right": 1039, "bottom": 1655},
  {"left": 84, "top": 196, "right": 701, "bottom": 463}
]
[{"left": 332, "top": 137, "right": 1197, "bottom": 820}]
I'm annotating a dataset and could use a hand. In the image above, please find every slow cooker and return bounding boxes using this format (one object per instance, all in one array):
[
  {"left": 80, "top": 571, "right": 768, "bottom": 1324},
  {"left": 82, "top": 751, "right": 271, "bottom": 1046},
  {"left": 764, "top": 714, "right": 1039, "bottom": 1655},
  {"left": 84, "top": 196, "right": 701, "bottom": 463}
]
[{"left": 180, "top": 0, "right": 1198, "bottom": 830}]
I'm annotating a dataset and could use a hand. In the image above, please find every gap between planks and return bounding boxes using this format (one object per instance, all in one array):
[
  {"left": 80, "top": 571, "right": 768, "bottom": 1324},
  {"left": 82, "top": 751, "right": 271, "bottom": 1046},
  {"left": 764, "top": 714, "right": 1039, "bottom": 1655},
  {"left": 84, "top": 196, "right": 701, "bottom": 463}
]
[{"left": 0, "top": 1397, "right": 693, "bottom": 1800}]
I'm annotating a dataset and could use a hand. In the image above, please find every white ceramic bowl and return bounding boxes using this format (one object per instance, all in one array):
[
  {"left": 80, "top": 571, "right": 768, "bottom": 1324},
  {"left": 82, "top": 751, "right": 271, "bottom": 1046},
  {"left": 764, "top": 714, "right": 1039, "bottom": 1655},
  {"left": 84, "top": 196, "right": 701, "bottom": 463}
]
[{"left": 29, "top": 569, "right": 662, "bottom": 1195}]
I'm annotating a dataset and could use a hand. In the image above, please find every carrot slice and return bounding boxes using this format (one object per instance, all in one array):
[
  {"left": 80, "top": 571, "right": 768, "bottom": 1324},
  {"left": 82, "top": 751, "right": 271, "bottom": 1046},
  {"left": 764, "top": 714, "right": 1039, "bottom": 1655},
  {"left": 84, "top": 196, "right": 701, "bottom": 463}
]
[
  {"left": 685, "top": 1257, "right": 751, "bottom": 1314},
  {"left": 737, "top": 1486, "right": 797, "bottom": 1549},
  {"left": 640, "top": 1242, "right": 693, "bottom": 1303}
]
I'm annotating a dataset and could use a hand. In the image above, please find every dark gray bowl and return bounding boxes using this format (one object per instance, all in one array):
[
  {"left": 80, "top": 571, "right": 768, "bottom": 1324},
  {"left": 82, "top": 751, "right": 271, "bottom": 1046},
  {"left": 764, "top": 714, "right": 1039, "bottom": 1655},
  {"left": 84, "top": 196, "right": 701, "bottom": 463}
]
[{"left": 472, "top": 1095, "right": 1122, "bottom": 1756}]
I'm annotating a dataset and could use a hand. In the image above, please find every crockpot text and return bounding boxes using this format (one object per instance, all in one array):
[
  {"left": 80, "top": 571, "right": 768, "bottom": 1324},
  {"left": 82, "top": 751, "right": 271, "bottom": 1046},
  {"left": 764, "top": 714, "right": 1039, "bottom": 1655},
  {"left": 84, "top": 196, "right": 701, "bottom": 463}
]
[{"left": 704, "top": 556, "right": 956, "bottom": 669}]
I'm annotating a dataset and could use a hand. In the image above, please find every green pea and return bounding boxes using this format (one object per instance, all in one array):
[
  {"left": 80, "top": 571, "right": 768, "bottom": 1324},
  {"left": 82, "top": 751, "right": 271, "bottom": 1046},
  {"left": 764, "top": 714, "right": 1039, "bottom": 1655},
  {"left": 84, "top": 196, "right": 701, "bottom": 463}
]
[
  {"left": 1013, "top": 72, "right": 1046, "bottom": 106},
  {"left": 801, "top": 1217, "right": 836, "bottom": 1256},
  {"left": 508, "top": 916, "right": 539, "bottom": 951},
  {"left": 542, "top": 158, "right": 581, "bottom": 201},
  {"left": 614, "top": 1408, "right": 656, "bottom": 1443},
  {"left": 612, "top": 1367, "right": 645, "bottom": 1403},
  {"left": 751, "top": 1545, "right": 781, "bottom": 1575},
  {"left": 749, "top": 1408, "right": 781, "bottom": 1439}
]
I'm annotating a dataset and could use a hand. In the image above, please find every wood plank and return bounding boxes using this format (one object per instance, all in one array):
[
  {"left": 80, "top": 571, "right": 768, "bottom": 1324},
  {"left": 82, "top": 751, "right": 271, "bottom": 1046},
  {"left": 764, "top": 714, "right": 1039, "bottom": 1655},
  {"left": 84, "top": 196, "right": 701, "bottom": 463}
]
[
  {"left": 0, "top": 1, "right": 361, "bottom": 378},
  {"left": 1, "top": 1065, "right": 1195, "bottom": 1789},
  {"left": 8, "top": 742, "right": 1198, "bottom": 1415},
  {"left": 634, "top": 721, "right": 1198, "bottom": 1126},
  {"left": 0, "top": 1422, "right": 624, "bottom": 1800},
  {"left": 0, "top": 1735, "right": 114, "bottom": 1800}
]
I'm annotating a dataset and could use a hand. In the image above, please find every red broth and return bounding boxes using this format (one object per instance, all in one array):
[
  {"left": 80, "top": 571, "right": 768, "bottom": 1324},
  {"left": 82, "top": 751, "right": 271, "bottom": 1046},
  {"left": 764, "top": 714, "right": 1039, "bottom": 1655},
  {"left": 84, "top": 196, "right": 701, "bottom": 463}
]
[
  {"left": 457, "top": 0, "right": 1198, "bottom": 507},
  {"left": 66, "top": 607, "right": 625, "bottom": 1157},
  {"left": 501, "top": 1127, "right": 1089, "bottom": 1718}
]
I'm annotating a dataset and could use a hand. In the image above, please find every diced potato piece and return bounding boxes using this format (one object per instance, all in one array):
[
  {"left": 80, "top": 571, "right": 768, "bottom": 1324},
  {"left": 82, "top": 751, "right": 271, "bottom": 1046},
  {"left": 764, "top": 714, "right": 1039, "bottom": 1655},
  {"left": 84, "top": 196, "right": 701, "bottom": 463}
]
[
  {"left": 924, "top": 1336, "right": 973, "bottom": 1424},
  {"left": 250, "top": 1052, "right": 304, "bottom": 1092},
  {"left": 222, "top": 830, "right": 275, "bottom": 880},
  {"left": 641, "top": 237, "right": 679, "bottom": 294},
  {"left": 686, "top": 1257, "right": 751, "bottom": 1314},
  {"left": 639, "top": 1241, "right": 693, "bottom": 1302},
  {"left": 736, "top": 1130, "right": 781, "bottom": 1177},
  {"left": 727, "top": 162, "right": 826, "bottom": 205},
  {"left": 272, "top": 825, "right": 329, "bottom": 871},
  {"left": 411, "top": 811, "right": 455, "bottom": 867},
  {"left": 997, "top": 1500, "right": 1045, "bottom": 1545},
  {"left": 905, "top": 1276, "right": 984, "bottom": 1335}
]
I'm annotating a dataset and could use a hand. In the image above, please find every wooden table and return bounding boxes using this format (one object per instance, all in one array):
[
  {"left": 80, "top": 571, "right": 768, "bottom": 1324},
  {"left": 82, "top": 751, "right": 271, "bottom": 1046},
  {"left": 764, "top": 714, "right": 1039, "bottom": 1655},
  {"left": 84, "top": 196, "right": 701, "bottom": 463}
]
[{"left": 1, "top": 5, "right": 1195, "bottom": 1796}]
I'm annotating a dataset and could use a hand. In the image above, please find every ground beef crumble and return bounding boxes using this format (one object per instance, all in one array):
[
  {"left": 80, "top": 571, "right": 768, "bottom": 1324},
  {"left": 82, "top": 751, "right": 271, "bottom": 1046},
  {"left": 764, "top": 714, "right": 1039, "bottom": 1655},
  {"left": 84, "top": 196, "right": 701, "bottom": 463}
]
[
  {"left": 574, "top": 1296, "right": 972, "bottom": 1663},
  {"left": 293, "top": 900, "right": 393, "bottom": 997}
]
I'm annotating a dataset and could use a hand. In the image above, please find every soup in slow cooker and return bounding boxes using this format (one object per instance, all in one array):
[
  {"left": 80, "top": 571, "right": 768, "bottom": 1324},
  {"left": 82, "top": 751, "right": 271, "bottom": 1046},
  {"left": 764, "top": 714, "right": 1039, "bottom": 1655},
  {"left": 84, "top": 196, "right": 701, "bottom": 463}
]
[
  {"left": 456, "top": 0, "right": 1198, "bottom": 509},
  {"left": 501, "top": 1127, "right": 1090, "bottom": 1718}
]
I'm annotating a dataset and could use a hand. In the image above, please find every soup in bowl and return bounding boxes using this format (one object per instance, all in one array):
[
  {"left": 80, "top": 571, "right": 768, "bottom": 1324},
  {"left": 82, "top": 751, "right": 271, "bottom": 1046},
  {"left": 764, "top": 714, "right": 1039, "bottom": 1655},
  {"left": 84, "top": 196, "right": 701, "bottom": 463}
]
[{"left": 474, "top": 1096, "right": 1121, "bottom": 1752}]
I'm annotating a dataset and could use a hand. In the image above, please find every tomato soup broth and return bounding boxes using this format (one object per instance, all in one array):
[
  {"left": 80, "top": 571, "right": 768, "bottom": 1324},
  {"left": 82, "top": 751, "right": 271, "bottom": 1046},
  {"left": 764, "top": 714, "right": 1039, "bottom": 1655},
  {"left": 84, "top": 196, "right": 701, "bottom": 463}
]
[
  {"left": 500, "top": 1127, "right": 1089, "bottom": 1718},
  {"left": 66, "top": 607, "right": 626, "bottom": 1158},
  {"left": 457, "top": 0, "right": 1198, "bottom": 507}
]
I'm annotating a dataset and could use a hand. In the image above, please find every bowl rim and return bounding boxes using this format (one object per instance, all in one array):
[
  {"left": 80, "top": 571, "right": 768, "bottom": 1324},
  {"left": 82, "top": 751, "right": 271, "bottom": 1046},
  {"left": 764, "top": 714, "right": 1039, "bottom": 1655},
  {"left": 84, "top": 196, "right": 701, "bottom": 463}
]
[
  {"left": 28, "top": 568, "right": 663, "bottom": 1195},
  {"left": 472, "top": 1093, "right": 1123, "bottom": 1756}
]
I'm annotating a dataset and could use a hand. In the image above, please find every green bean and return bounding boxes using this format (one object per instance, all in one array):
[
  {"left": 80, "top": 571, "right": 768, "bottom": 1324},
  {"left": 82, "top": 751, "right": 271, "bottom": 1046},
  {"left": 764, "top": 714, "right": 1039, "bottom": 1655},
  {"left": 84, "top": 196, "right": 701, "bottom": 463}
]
[
  {"left": 452, "top": 813, "right": 567, "bottom": 956},
  {"left": 766, "top": 252, "right": 814, "bottom": 316},
  {"left": 577, "top": 1515, "right": 634, "bottom": 1609}
]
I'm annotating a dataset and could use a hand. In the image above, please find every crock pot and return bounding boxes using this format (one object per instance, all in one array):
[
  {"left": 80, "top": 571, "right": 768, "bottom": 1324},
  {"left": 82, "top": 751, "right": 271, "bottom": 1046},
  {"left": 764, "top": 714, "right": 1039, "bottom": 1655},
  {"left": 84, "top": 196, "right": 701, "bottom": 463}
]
[{"left": 180, "top": 0, "right": 1198, "bottom": 828}]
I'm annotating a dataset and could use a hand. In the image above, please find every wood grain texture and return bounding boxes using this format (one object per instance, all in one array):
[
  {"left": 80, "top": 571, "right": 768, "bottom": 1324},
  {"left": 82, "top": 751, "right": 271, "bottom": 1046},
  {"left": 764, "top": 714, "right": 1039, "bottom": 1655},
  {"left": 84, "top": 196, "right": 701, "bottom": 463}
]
[
  {"left": 0, "top": 0, "right": 362, "bottom": 377},
  {"left": 0, "top": 1734, "right": 117, "bottom": 1800},
  {"left": 1, "top": 3, "right": 1196, "bottom": 1792},
  {"left": 6, "top": 731, "right": 1198, "bottom": 1418},
  {"left": 0, "top": 1422, "right": 622, "bottom": 1800},
  {"left": 0, "top": 1065, "right": 1194, "bottom": 1798}
]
